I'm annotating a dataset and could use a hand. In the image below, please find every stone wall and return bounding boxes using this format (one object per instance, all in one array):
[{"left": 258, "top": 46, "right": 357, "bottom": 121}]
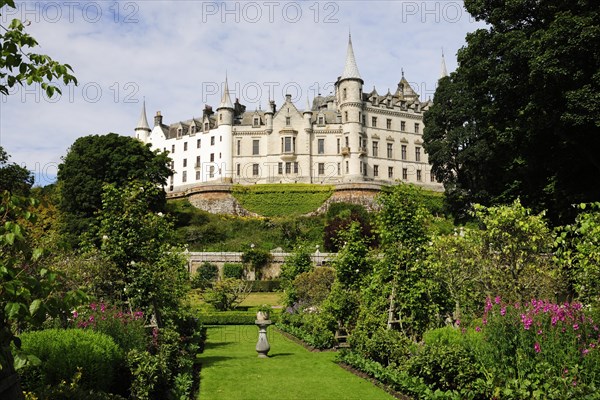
[{"left": 186, "top": 251, "right": 335, "bottom": 280}]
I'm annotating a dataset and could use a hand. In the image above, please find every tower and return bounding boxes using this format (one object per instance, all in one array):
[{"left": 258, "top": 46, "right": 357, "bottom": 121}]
[
  {"left": 134, "top": 100, "right": 151, "bottom": 142},
  {"left": 440, "top": 49, "right": 448, "bottom": 79},
  {"left": 215, "top": 76, "right": 235, "bottom": 182},
  {"left": 336, "top": 34, "right": 364, "bottom": 181},
  {"left": 216, "top": 76, "right": 234, "bottom": 126}
]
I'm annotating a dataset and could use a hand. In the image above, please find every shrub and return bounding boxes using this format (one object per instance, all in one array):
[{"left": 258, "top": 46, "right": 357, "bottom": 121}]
[
  {"left": 70, "top": 303, "right": 147, "bottom": 353},
  {"left": 223, "top": 263, "right": 244, "bottom": 279},
  {"left": 19, "top": 328, "right": 123, "bottom": 393},
  {"left": 250, "top": 280, "right": 281, "bottom": 292},
  {"left": 199, "top": 311, "right": 279, "bottom": 325},
  {"left": 201, "top": 278, "right": 252, "bottom": 311},
  {"left": 192, "top": 262, "right": 219, "bottom": 289},
  {"left": 293, "top": 267, "right": 335, "bottom": 306},
  {"left": 241, "top": 248, "right": 272, "bottom": 280}
]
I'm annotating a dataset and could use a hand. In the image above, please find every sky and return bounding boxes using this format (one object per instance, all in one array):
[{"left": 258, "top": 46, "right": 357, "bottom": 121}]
[{"left": 0, "top": 0, "right": 483, "bottom": 186}]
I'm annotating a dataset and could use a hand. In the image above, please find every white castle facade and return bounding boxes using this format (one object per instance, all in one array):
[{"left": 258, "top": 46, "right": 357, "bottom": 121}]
[{"left": 135, "top": 37, "right": 445, "bottom": 193}]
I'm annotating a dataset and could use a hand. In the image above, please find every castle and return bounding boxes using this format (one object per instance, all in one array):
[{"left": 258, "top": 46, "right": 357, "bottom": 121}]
[{"left": 135, "top": 36, "right": 445, "bottom": 193}]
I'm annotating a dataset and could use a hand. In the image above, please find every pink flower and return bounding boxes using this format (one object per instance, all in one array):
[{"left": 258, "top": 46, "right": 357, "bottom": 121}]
[
  {"left": 89, "top": 315, "right": 94, "bottom": 322},
  {"left": 573, "top": 323, "right": 580, "bottom": 331},
  {"left": 534, "top": 342, "right": 541, "bottom": 353},
  {"left": 494, "top": 296, "right": 501, "bottom": 304},
  {"left": 455, "top": 319, "right": 461, "bottom": 326},
  {"left": 90, "top": 303, "right": 97, "bottom": 311},
  {"left": 485, "top": 298, "right": 493, "bottom": 312},
  {"left": 500, "top": 307, "right": 506, "bottom": 316},
  {"left": 100, "top": 303, "right": 106, "bottom": 312},
  {"left": 537, "top": 329, "right": 543, "bottom": 335},
  {"left": 475, "top": 326, "right": 481, "bottom": 332},
  {"left": 72, "top": 310, "right": 78, "bottom": 319},
  {"left": 582, "top": 349, "right": 589, "bottom": 355},
  {"left": 482, "top": 318, "right": 488, "bottom": 325}
]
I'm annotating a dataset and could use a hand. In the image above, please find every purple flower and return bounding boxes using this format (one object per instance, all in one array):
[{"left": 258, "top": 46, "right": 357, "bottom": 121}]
[
  {"left": 534, "top": 342, "right": 541, "bottom": 353},
  {"left": 72, "top": 310, "right": 78, "bottom": 319},
  {"left": 573, "top": 323, "right": 580, "bottom": 331},
  {"left": 475, "top": 326, "right": 481, "bottom": 332},
  {"left": 494, "top": 296, "right": 501, "bottom": 304},
  {"left": 500, "top": 307, "right": 506, "bottom": 316},
  {"left": 100, "top": 303, "right": 106, "bottom": 312}
]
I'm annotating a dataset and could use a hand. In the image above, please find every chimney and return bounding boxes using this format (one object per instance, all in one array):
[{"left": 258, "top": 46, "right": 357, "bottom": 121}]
[{"left": 154, "top": 111, "right": 163, "bottom": 126}]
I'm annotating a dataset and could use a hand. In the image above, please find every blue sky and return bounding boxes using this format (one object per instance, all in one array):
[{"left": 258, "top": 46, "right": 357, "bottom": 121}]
[{"left": 0, "top": 1, "right": 482, "bottom": 185}]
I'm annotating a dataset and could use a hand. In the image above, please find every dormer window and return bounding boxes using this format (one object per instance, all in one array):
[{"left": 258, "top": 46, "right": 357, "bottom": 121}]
[
  {"left": 253, "top": 117, "right": 260, "bottom": 127},
  {"left": 204, "top": 122, "right": 209, "bottom": 131},
  {"left": 190, "top": 125, "right": 196, "bottom": 134},
  {"left": 387, "top": 99, "right": 391, "bottom": 107},
  {"left": 318, "top": 115, "right": 325, "bottom": 125},
  {"left": 177, "top": 128, "right": 182, "bottom": 138}
]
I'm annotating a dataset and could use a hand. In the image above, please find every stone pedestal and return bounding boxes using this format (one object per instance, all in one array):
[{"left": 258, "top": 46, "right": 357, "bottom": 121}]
[{"left": 255, "top": 320, "right": 272, "bottom": 358}]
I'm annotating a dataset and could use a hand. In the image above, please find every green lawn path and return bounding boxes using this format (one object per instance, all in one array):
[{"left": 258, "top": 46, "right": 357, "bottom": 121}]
[{"left": 198, "top": 325, "right": 394, "bottom": 400}]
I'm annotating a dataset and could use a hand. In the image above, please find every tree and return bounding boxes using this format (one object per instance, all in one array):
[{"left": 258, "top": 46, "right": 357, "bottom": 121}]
[
  {"left": 95, "top": 181, "right": 189, "bottom": 327},
  {"left": 57, "top": 133, "right": 171, "bottom": 247},
  {"left": 0, "top": 146, "right": 33, "bottom": 195},
  {"left": 424, "top": 0, "right": 600, "bottom": 225}
]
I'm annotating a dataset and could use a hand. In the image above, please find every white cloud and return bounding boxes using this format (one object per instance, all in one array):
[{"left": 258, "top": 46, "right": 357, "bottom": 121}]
[{"left": 0, "top": 0, "right": 483, "bottom": 185}]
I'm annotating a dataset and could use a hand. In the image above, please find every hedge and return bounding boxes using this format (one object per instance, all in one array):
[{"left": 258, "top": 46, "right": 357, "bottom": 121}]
[{"left": 198, "top": 311, "right": 279, "bottom": 325}]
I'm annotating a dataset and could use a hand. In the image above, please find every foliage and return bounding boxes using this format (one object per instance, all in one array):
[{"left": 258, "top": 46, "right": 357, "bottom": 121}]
[
  {"left": 0, "top": 0, "right": 77, "bottom": 97},
  {"left": 95, "top": 181, "right": 189, "bottom": 327},
  {"left": 280, "top": 246, "right": 313, "bottom": 306},
  {"left": 202, "top": 278, "right": 252, "bottom": 311},
  {"left": 57, "top": 133, "right": 171, "bottom": 247},
  {"left": 323, "top": 203, "right": 376, "bottom": 252},
  {"left": 423, "top": 0, "right": 600, "bottom": 225},
  {"left": 1, "top": 191, "right": 86, "bottom": 384},
  {"left": 292, "top": 267, "right": 336, "bottom": 307},
  {"left": 19, "top": 328, "right": 123, "bottom": 393},
  {"left": 222, "top": 263, "right": 244, "bottom": 279},
  {"left": 231, "top": 184, "right": 333, "bottom": 217},
  {"left": 198, "top": 311, "right": 279, "bottom": 325},
  {"left": 466, "top": 297, "right": 600, "bottom": 398},
  {"left": 70, "top": 303, "right": 148, "bottom": 353},
  {"left": 192, "top": 262, "right": 219, "bottom": 289},
  {"left": 331, "top": 221, "right": 371, "bottom": 290},
  {"left": 126, "top": 348, "right": 165, "bottom": 400},
  {"left": 248, "top": 280, "right": 281, "bottom": 292},
  {"left": 0, "top": 146, "right": 33, "bottom": 195},
  {"left": 555, "top": 203, "right": 600, "bottom": 307},
  {"left": 241, "top": 248, "right": 272, "bottom": 280}
]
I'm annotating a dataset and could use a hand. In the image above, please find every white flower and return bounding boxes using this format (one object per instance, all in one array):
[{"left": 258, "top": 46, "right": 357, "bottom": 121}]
[{"left": 102, "top": 235, "right": 109, "bottom": 241}]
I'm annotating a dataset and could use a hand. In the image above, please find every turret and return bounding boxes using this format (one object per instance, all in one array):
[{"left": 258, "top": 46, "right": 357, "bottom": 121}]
[
  {"left": 135, "top": 100, "right": 151, "bottom": 142},
  {"left": 216, "top": 76, "right": 234, "bottom": 126},
  {"left": 336, "top": 34, "right": 364, "bottom": 181},
  {"left": 303, "top": 97, "right": 313, "bottom": 133},
  {"left": 264, "top": 99, "right": 274, "bottom": 133},
  {"left": 440, "top": 49, "right": 449, "bottom": 79}
]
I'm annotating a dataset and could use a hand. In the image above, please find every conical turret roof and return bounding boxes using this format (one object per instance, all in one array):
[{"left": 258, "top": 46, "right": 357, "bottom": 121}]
[
  {"left": 440, "top": 50, "right": 448, "bottom": 79},
  {"left": 340, "top": 34, "right": 362, "bottom": 81},
  {"left": 218, "top": 76, "right": 234, "bottom": 109},
  {"left": 135, "top": 100, "right": 151, "bottom": 132}
]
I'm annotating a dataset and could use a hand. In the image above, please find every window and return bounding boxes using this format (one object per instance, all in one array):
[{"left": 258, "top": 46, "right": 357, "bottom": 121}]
[
  {"left": 388, "top": 167, "right": 394, "bottom": 178},
  {"left": 182, "top": 171, "right": 187, "bottom": 183},
  {"left": 337, "top": 138, "right": 341, "bottom": 154},
  {"left": 252, "top": 164, "right": 259, "bottom": 176},
  {"left": 282, "top": 137, "right": 294, "bottom": 153},
  {"left": 359, "top": 112, "right": 362, "bottom": 123},
  {"left": 220, "top": 136, "right": 222, "bottom": 142},
  {"left": 345, "top": 136, "right": 349, "bottom": 147},
  {"left": 318, "top": 138, "right": 325, "bottom": 154},
  {"left": 343, "top": 88, "right": 347, "bottom": 100},
  {"left": 183, "top": 158, "right": 187, "bottom": 168},
  {"left": 184, "top": 142, "right": 188, "bottom": 151},
  {"left": 286, "top": 117, "right": 291, "bottom": 126},
  {"left": 285, "top": 162, "right": 292, "bottom": 174},
  {"left": 197, "top": 139, "right": 201, "bottom": 148},
  {"left": 387, "top": 143, "right": 393, "bottom": 158},
  {"left": 236, "top": 164, "right": 240, "bottom": 176},
  {"left": 344, "top": 111, "right": 348, "bottom": 122},
  {"left": 386, "top": 119, "right": 392, "bottom": 129},
  {"left": 196, "top": 156, "right": 201, "bottom": 167},
  {"left": 171, "top": 144, "right": 175, "bottom": 153},
  {"left": 337, "top": 163, "right": 341, "bottom": 175},
  {"left": 415, "top": 146, "right": 421, "bottom": 162},
  {"left": 294, "top": 162, "right": 298, "bottom": 173},
  {"left": 362, "top": 115, "right": 366, "bottom": 125},
  {"left": 416, "top": 169, "right": 422, "bottom": 181},
  {"left": 211, "top": 136, "right": 215, "bottom": 145},
  {"left": 345, "top": 161, "right": 349, "bottom": 174},
  {"left": 177, "top": 128, "right": 182, "bottom": 138},
  {"left": 374, "top": 165, "right": 379, "bottom": 177},
  {"left": 253, "top": 117, "right": 260, "bottom": 127},
  {"left": 372, "top": 116, "right": 377, "bottom": 127},
  {"left": 401, "top": 145, "right": 407, "bottom": 160},
  {"left": 414, "top": 123, "right": 420, "bottom": 133},
  {"left": 402, "top": 168, "right": 408, "bottom": 180},
  {"left": 209, "top": 166, "right": 215, "bottom": 178},
  {"left": 401, "top": 121, "right": 406, "bottom": 131},
  {"left": 237, "top": 139, "right": 241, "bottom": 155},
  {"left": 318, "top": 163, "right": 325, "bottom": 175},
  {"left": 210, "top": 153, "right": 214, "bottom": 162},
  {"left": 318, "top": 116, "right": 324, "bottom": 125},
  {"left": 190, "top": 126, "right": 196, "bottom": 134},
  {"left": 363, "top": 162, "right": 367, "bottom": 176},
  {"left": 430, "top": 172, "right": 436, "bottom": 182},
  {"left": 196, "top": 170, "right": 201, "bottom": 180},
  {"left": 252, "top": 139, "right": 259, "bottom": 155},
  {"left": 372, "top": 141, "right": 379, "bottom": 157},
  {"left": 204, "top": 122, "right": 209, "bottom": 131},
  {"left": 278, "top": 162, "right": 283, "bottom": 175}
]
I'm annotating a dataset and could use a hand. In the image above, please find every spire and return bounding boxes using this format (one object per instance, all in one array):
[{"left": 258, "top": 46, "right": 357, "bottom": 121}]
[
  {"left": 440, "top": 48, "right": 448, "bottom": 79},
  {"left": 135, "top": 99, "right": 151, "bottom": 132},
  {"left": 340, "top": 33, "right": 362, "bottom": 81},
  {"left": 218, "top": 74, "right": 234, "bottom": 109}
]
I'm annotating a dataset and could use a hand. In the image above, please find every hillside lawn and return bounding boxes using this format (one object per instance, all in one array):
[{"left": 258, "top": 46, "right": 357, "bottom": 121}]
[{"left": 198, "top": 325, "right": 394, "bottom": 400}]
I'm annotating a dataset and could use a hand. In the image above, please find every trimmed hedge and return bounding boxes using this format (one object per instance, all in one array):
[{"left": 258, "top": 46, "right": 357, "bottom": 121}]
[
  {"left": 19, "top": 328, "right": 123, "bottom": 393},
  {"left": 223, "top": 263, "right": 244, "bottom": 279},
  {"left": 250, "top": 280, "right": 281, "bottom": 292}
]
